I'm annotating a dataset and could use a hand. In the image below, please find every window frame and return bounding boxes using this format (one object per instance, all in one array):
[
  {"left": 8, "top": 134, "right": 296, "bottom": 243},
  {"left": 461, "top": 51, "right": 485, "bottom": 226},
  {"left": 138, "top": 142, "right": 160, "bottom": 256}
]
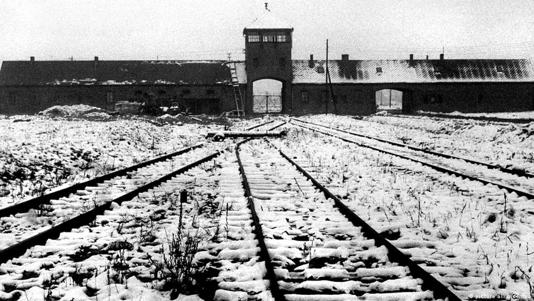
[
  {"left": 248, "top": 33, "right": 260, "bottom": 43},
  {"left": 262, "top": 34, "right": 276, "bottom": 43},
  {"left": 276, "top": 33, "right": 287, "bottom": 42},
  {"left": 301, "top": 90, "right": 309, "bottom": 103},
  {"left": 106, "top": 91, "right": 114, "bottom": 104}
]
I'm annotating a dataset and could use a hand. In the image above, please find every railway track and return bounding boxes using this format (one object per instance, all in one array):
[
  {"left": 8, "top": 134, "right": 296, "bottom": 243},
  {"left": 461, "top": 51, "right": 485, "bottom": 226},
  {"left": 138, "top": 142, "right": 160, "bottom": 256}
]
[
  {"left": 0, "top": 120, "right": 283, "bottom": 265},
  {"left": 391, "top": 113, "right": 534, "bottom": 125},
  {"left": 235, "top": 139, "right": 460, "bottom": 301},
  {"left": 0, "top": 158, "right": 228, "bottom": 300},
  {"left": 292, "top": 118, "right": 534, "bottom": 200}
]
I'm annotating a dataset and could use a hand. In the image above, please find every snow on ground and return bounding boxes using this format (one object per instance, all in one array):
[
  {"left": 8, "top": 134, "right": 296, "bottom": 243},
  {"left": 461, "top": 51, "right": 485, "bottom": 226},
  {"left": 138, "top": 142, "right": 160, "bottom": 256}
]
[
  {"left": 272, "top": 128, "right": 534, "bottom": 299},
  {"left": 0, "top": 160, "right": 224, "bottom": 301},
  {"left": 418, "top": 110, "right": 534, "bottom": 120},
  {"left": 302, "top": 114, "right": 534, "bottom": 173},
  {"left": 0, "top": 107, "right": 237, "bottom": 208},
  {"left": 1, "top": 111, "right": 533, "bottom": 300}
]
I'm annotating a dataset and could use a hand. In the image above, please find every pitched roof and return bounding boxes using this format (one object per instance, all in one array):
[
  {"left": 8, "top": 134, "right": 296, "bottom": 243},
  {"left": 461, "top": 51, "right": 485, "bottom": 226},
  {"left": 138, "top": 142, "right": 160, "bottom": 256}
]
[
  {"left": 244, "top": 10, "right": 292, "bottom": 30},
  {"left": 292, "top": 59, "right": 534, "bottom": 84},
  {"left": 0, "top": 60, "right": 232, "bottom": 86}
]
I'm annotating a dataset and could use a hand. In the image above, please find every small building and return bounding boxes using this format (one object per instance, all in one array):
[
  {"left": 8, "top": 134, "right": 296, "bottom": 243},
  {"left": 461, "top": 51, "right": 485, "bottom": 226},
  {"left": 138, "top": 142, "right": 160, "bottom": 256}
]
[{"left": 1, "top": 9, "right": 533, "bottom": 115}]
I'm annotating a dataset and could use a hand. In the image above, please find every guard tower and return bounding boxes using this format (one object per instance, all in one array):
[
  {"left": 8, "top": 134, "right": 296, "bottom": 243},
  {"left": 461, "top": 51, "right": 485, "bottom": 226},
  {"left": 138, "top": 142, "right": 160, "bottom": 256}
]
[{"left": 243, "top": 5, "right": 293, "bottom": 114}]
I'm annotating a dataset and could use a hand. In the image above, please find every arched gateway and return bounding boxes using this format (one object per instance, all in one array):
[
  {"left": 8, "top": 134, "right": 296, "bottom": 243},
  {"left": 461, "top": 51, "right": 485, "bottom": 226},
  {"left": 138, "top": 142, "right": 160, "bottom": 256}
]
[{"left": 252, "top": 79, "right": 283, "bottom": 113}]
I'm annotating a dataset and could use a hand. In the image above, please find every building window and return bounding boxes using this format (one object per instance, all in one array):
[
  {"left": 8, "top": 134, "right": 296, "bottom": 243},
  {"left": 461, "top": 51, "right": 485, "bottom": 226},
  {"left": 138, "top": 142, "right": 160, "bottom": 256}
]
[
  {"left": 8, "top": 93, "right": 16, "bottom": 105},
  {"left": 301, "top": 91, "right": 309, "bottom": 103},
  {"left": 106, "top": 92, "right": 113, "bottom": 104},
  {"left": 248, "top": 33, "right": 260, "bottom": 43},
  {"left": 262, "top": 34, "right": 276, "bottom": 43},
  {"left": 276, "top": 33, "right": 287, "bottom": 42},
  {"left": 279, "top": 57, "right": 286, "bottom": 68},
  {"left": 424, "top": 94, "right": 443, "bottom": 104},
  {"left": 376, "top": 67, "right": 383, "bottom": 74},
  {"left": 317, "top": 66, "right": 325, "bottom": 73}
]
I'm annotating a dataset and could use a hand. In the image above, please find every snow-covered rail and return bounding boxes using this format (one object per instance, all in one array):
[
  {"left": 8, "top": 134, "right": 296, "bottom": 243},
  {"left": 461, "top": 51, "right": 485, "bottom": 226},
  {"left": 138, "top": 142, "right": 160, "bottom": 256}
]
[
  {"left": 0, "top": 143, "right": 206, "bottom": 218},
  {"left": 0, "top": 156, "right": 252, "bottom": 300},
  {"left": 0, "top": 145, "right": 223, "bottom": 264},
  {"left": 235, "top": 140, "right": 460, "bottom": 301},
  {"left": 0, "top": 120, "right": 285, "bottom": 265},
  {"left": 293, "top": 119, "right": 534, "bottom": 200},
  {"left": 294, "top": 118, "right": 534, "bottom": 179},
  {"left": 392, "top": 113, "right": 534, "bottom": 125}
]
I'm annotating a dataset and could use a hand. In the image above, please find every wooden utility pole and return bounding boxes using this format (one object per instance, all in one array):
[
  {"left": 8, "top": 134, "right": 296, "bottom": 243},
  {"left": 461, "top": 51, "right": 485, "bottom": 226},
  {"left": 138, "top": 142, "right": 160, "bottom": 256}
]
[
  {"left": 325, "top": 39, "right": 337, "bottom": 114},
  {"left": 325, "top": 39, "right": 329, "bottom": 114}
]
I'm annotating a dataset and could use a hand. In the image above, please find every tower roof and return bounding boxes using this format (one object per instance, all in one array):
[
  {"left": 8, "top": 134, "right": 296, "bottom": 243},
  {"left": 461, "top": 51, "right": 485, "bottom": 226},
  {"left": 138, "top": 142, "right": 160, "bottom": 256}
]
[{"left": 244, "top": 9, "right": 292, "bottom": 30}]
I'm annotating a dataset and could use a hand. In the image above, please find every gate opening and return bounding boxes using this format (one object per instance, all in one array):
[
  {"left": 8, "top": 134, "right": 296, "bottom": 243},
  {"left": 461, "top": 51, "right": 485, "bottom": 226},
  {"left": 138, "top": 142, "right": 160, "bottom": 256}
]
[
  {"left": 376, "top": 89, "right": 403, "bottom": 111},
  {"left": 252, "top": 79, "right": 282, "bottom": 113}
]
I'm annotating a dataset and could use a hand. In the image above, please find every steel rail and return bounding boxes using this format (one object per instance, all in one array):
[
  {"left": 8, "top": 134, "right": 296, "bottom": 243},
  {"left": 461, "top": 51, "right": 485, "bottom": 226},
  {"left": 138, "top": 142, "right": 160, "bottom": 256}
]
[
  {"left": 294, "top": 118, "right": 534, "bottom": 178},
  {"left": 0, "top": 143, "right": 205, "bottom": 218},
  {"left": 0, "top": 120, "right": 286, "bottom": 266},
  {"left": 0, "top": 150, "right": 222, "bottom": 264},
  {"left": 263, "top": 140, "right": 461, "bottom": 301},
  {"left": 293, "top": 121, "right": 534, "bottom": 200},
  {"left": 393, "top": 113, "right": 534, "bottom": 124},
  {"left": 235, "top": 140, "right": 285, "bottom": 301},
  {"left": 0, "top": 119, "right": 282, "bottom": 218},
  {"left": 245, "top": 119, "right": 276, "bottom": 130}
]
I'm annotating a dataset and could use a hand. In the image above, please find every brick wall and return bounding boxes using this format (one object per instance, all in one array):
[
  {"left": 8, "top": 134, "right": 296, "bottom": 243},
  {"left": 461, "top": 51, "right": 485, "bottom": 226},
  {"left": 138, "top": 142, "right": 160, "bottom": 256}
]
[{"left": 0, "top": 85, "right": 237, "bottom": 115}]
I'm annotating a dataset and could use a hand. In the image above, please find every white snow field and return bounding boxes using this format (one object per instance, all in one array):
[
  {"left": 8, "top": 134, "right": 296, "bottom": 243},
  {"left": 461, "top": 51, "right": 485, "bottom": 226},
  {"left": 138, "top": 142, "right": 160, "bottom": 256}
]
[{"left": 0, "top": 109, "right": 533, "bottom": 300}]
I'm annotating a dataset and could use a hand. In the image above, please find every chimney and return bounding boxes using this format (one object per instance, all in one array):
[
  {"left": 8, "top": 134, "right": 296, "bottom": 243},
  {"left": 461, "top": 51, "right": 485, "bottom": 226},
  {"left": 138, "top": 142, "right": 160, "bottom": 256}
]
[
  {"left": 341, "top": 54, "right": 349, "bottom": 61},
  {"left": 409, "top": 54, "right": 413, "bottom": 61},
  {"left": 94, "top": 56, "right": 99, "bottom": 62},
  {"left": 308, "top": 54, "right": 314, "bottom": 68},
  {"left": 30, "top": 56, "right": 35, "bottom": 62},
  {"left": 426, "top": 55, "right": 429, "bottom": 60},
  {"left": 440, "top": 53, "right": 444, "bottom": 60}
]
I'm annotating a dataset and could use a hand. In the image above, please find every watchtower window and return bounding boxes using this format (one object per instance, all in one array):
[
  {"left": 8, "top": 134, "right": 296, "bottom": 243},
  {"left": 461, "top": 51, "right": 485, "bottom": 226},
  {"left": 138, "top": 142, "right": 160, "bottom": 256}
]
[
  {"left": 263, "top": 34, "right": 276, "bottom": 43},
  {"left": 248, "top": 33, "right": 260, "bottom": 43}
]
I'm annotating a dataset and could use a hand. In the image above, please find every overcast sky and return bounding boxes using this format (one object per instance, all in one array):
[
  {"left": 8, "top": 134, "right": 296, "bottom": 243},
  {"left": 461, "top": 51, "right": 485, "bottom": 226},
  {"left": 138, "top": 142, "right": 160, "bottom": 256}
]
[{"left": 1, "top": 0, "right": 533, "bottom": 62}]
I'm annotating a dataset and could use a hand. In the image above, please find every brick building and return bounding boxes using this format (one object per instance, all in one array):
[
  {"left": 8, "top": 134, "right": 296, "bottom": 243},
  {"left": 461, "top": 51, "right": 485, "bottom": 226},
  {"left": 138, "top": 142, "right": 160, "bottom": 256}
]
[{"left": 1, "top": 9, "right": 533, "bottom": 115}]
